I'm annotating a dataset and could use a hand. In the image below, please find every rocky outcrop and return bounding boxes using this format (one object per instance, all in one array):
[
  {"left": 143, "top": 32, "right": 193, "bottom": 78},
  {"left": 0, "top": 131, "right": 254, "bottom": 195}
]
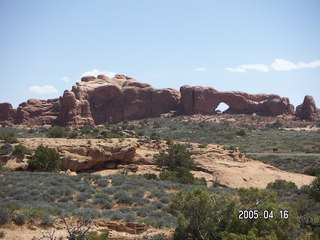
[
  {"left": 180, "top": 85, "right": 294, "bottom": 116},
  {"left": 17, "top": 138, "right": 137, "bottom": 172},
  {"left": 0, "top": 103, "right": 16, "bottom": 125},
  {"left": 15, "top": 98, "right": 60, "bottom": 125},
  {"left": 60, "top": 74, "right": 180, "bottom": 126},
  {"left": 3, "top": 138, "right": 315, "bottom": 188},
  {"left": 0, "top": 74, "right": 317, "bottom": 126},
  {"left": 295, "top": 95, "right": 319, "bottom": 121}
]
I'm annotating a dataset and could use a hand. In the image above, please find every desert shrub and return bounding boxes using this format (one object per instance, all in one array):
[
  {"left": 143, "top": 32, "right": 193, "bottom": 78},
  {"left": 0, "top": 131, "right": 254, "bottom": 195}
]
[
  {"left": 0, "top": 160, "right": 4, "bottom": 170},
  {"left": 143, "top": 235, "right": 171, "bottom": 240},
  {"left": 150, "top": 132, "right": 161, "bottom": 141},
  {"left": 124, "top": 212, "right": 136, "bottom": 222},
  {"left": 47, "top": 126, "right": 70, "bottom": 138},
  {"left": 109, "top": 210, "right": 125, "bottom": 220},
  {"left": 0, "top": 130, "right": 18, "bottom": 144},
  {"left": 110, "top": 174, "right": 126, "bottom": 186},
  {"left": 40, "top": 214, "right": 55, "bottom": 226},
  {"left": 77, "top": 192, "right": 92, "bottom": 202},
  {"left": 12, "top": 144, "right": 32, "bottom": 157},
  {"left": 114, "top": 190, "right": 132, "bottom": 204},
  {"left": 303, "top": 176, "right": 320, "bottom": 202},
  {"left": 0, "top": 231, "right": 5, "bottom": 238},
  {"left": 86, "top": 230, "right": 109, "bottom": 240},
  {"left": 73, "top": 207, "right": 101, "bottom": 219},
  {"left": 0, "top": 208, "right": 10, "bottom": 225},
  {"left": 69, "top": 131, "right": 78, "bottom": 139},
  {"left": 159, "top": 167, "right": 205, "bottom": 185},
  {"left": 103, "top": 187, "right": 117, "bottom": 195},
  {"left": 13, "top": 212, "right": 26, "bottom": 225},
  {"left": 96, "top": 178, "right": 108, "bottom": 187},
  {"left": 159, "top": 196, "right": 171, "bottom": 204},
  {"left": 28, "top": 145, "right": 60, "bottom": 172},
  {"left": 141, "top": 173, "right": 158, "bottom": 180},
  {"left": 171, "top": 188, "right": 300, "bottom": 240},
  {"left": 155, "top": 143, "right": 194, "bottom": 171},
  {"left": 198, "top": 143, "right": 207, "bottom": 148},
  {"left": 304, "top": 166, "right": 320, "bottom": 176},
  {"left": 0, "top": 143, "right": 13, "bottom": 155},
  {"left": 236, "top": 129, "right": 246, "bottom": 136},
  {"left": 136, "top": 130, "right": 145, "bottom": 136},
  {"left": 132, "top": 189, "right": 145, "bottom": 198},
  {"left": 266, "top": 179, "right": 298, "bottom": 190}
]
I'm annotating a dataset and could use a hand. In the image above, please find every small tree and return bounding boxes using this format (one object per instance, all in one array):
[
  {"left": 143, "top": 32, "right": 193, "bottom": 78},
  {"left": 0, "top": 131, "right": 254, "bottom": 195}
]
[
  {"left": 12, "top": 144, "right": 32, "bottom": 157},
  {"left": 155, "top": 143, "right": 194, "bottom": 170},
  {"left": 28, "top": 145, "right": 60, "bottom": 172},
  {"left": 266, "top": 179, "right": 298, "bottom": 190}
]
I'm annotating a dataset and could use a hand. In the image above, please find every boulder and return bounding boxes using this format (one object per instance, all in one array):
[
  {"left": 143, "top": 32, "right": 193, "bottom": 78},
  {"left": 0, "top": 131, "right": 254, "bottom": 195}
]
[{"left": 296, "top": 95, "right": 319, "bottom": 121}]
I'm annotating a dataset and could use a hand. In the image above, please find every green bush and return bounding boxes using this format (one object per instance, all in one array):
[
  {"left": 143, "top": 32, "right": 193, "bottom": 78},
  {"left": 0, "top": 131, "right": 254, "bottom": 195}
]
[
  {"left": 141, "top": 173, "right": 159, "bottom": 180},
  {"left": 0, "top": 143, "right": 12, "bottom": 155},
  {"left": 14, "top": 212, "right": 26, "bottom": 225},
  {"left": 12, "top": 144, "right": 32, "bottom": 157},
  {"left": 266, "top": 179, "right": 298, "bottom": 190},
  {"left": 143, "top": 235, "right": 171, "bottom": 240},
  {"left": 198, "top": 143, "right": 208, "bottom": 148},
  {"left": 0, "top": 208, "right": 10, "bottom": 225},
  {"left": 0, "top": 130, "right": 18, "bottom": 144},
  {"left": 69, "top": 131, "right": 78, "bottom": 139},
  {"left": 28, "top": 145, "right": 61, "bottom": 172},
  {"left": 160, "top": 167, "right": 206, "bottom": 185},
  {"left": 150, "top": 132, "right": 161, "bottom": 141},
  {"left": 155, "top": 143, "right": 194, "bottom": 171},
  {"left": 86, "top": 230, "right": 109, "bottom": 240},
  {"left": 304, "top": 167, "right": 320, "bottom": 176},
  {"left": 171, "top": 188, "right": 300, "bottom": 240},
  {"left": 47, "top": 126, "right": 70, "bottom": 138},
  {"left": 305, "top": 176, "right": 320, "bottom": 202},
  {"left": 236, "top": 129, "right": 246, "bottom": 136}
]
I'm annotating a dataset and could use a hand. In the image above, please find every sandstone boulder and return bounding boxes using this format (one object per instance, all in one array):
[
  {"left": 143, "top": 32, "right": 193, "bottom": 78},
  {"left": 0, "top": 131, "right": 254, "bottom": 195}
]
[{"left": 295, "top": 95, "right": 319, "bottom": 121}]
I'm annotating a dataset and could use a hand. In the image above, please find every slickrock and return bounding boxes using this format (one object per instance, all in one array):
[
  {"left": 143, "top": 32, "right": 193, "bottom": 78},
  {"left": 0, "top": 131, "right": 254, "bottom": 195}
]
[{"left": 295, "top": 95, "right": 319, "bottom": 121}]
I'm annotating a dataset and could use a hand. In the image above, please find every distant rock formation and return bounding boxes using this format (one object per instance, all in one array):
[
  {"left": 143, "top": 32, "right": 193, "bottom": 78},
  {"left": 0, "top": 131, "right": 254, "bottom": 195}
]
[
  {"left": 180, "top": 85, "right": 295, "bottom": 116},
  {"left": 59, "top": 74, "right": 180, "bottom": 127},
  {"left": 295, "top": 95, "right": 319, "bottom": 121},
  {"left": 0, "top": 74, "right": 317, "bottom": 127}
]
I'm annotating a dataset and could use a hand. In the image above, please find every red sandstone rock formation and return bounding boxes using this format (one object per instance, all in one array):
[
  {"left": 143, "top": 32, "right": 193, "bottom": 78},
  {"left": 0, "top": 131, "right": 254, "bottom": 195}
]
[
  {"left": 180, "top": 85, "right": 294, "bottom": 116},
  {"left": 15, "top": 98, "right": 60, "bottom": 125},
  {"left": 295, "top": 95, "right": 319, "bottom": 121},
  {"left": 0, "top": 74, "right": 317, "bottom": 127},
  {"left": 60, "top": 74, "right": 180, "bottom": 127},
  {"left": 0, "top": 103, "right": 16, "bottom": 125}
]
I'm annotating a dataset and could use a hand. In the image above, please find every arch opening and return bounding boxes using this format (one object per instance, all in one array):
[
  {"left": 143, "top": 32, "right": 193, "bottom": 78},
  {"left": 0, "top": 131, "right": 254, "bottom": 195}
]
[{"left": 215, "top": 102, "right": 229, "bottom": 114}]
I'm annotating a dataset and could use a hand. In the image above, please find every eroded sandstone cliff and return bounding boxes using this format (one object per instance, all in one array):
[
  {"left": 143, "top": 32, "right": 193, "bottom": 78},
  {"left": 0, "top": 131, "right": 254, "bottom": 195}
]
[{"left": 0, "top": 74, "right": 318, "bottom": 127}]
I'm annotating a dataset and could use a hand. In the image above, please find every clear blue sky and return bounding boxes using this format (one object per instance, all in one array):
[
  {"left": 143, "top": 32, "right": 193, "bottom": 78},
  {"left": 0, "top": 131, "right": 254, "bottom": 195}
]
[{"left": 0, "top": 0, "right": 319, "bottom": 109}]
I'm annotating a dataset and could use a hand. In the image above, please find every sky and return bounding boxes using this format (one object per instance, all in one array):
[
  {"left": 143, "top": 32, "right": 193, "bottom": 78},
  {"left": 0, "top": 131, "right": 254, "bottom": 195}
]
[{"left": 0, "top": 0, "right": 319, "bottom": 110}]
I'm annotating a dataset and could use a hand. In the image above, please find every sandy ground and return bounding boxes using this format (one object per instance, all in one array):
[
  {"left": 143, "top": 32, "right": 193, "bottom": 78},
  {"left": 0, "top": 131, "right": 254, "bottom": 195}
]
[{"left": 0, "top": 222, "right": 173, "bottom": 240}]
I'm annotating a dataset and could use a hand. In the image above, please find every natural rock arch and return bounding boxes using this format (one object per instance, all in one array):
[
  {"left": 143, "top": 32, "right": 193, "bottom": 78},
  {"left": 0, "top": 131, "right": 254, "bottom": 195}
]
[{"left": 214, "top": 102, "right": 230, "bottom": 113}]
